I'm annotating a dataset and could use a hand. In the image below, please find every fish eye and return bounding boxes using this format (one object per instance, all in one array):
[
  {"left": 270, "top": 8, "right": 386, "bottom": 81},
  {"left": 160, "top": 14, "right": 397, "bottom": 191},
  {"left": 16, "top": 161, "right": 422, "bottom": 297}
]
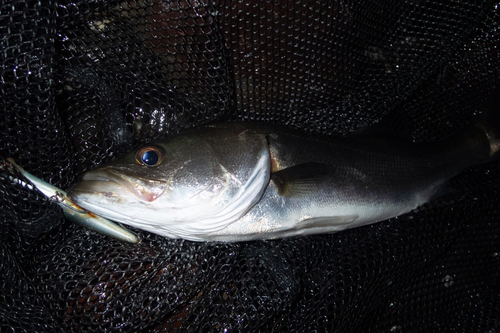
[{"left": 135, "top": 146, "right": 165, "bottom": 167}]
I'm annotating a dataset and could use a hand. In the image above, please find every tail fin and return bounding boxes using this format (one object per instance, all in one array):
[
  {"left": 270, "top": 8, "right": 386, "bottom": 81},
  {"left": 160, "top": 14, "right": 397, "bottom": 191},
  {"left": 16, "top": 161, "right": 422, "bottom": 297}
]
[
  {"left": 477, "top": 85, "right": 500, "bottom": 159},
  {"left": 477, "top": 119, "right": 500, "bottom": 159}
]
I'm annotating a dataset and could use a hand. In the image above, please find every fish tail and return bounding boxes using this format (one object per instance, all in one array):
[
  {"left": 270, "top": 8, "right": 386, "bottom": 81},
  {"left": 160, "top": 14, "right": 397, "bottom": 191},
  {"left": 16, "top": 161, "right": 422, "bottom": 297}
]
[
  {"left": 477, "top": 85, "right": 500, "bottom": 159},
  {"left": 477, "top": 117, "right": 500, "bottom": 159}
]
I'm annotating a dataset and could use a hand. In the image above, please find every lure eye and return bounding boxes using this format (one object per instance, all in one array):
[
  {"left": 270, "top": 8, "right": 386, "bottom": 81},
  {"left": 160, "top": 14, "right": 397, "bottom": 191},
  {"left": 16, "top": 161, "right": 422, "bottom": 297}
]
[{"left": 135, "top": 146, "right": 165, "bottom": 167}]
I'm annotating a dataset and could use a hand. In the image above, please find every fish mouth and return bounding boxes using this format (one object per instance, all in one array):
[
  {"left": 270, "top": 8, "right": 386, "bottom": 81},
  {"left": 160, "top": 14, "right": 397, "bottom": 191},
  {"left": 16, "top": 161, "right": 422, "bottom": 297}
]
[
  {"left": 68, "top": 168, "right": 165, "bottom": 203},
  {"left": 67, "top": 169, "right": 121, "bottom": 196},
  {"left": 82, "top": 169, "right": 123, "bottom": 184},
  {"left": 67, "top": 173, "right": 122, "bottom": 203}
]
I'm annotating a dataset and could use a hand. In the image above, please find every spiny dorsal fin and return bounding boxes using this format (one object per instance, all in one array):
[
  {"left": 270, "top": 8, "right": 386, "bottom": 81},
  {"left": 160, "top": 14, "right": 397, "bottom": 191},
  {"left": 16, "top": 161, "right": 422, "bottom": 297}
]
[{"left": 271, "top": 163, "right": 330, "bottom": 197}]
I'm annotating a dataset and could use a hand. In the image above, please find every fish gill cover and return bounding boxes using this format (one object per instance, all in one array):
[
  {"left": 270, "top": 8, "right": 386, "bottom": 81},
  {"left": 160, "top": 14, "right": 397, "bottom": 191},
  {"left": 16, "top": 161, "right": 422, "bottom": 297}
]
[{"left": 0, "top": 0, "right": 500, "bottom": 332}]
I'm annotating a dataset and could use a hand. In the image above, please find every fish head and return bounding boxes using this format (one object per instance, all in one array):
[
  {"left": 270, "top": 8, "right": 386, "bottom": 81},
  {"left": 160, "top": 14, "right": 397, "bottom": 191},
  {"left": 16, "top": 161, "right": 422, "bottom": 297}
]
[{"left": 67, "top": 128, "right": 271, "bottom": 240}]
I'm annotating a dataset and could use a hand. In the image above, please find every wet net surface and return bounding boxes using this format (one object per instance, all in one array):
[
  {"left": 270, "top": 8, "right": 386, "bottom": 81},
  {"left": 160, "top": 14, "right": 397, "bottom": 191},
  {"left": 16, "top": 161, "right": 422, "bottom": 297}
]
[{"left": 1, "top": 0, "right": 500, "bottom": 332}]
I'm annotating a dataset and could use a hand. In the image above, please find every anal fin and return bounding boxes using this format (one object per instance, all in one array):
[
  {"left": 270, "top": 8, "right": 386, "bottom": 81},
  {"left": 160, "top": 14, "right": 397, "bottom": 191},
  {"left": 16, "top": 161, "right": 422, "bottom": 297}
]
[{"left": 295, "top": 215, "right": 359, "bottom": 230}]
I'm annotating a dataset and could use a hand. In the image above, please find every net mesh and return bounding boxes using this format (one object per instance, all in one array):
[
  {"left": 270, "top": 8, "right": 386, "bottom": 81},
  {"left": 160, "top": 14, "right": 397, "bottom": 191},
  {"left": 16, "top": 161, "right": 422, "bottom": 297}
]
[{"left": 1, "top": 0, "right": 500, "bottom": 331}]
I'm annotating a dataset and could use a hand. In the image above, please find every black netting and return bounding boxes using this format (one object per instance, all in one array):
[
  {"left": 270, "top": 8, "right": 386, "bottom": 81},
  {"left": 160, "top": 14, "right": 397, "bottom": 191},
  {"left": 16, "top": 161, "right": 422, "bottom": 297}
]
[{"left": 1, "top": 0, "right": 500, "bottom": 332}]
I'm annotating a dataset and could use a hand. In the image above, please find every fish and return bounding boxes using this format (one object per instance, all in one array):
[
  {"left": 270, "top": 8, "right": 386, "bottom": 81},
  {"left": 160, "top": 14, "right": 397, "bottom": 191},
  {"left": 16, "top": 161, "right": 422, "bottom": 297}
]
[{"left": 67, "top": 121, "right": 499, "bottom": 242}]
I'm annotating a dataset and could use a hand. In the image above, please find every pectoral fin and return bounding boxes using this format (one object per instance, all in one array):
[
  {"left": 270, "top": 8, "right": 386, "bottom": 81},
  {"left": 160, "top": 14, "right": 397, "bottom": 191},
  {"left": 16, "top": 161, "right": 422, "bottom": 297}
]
[
  {"left": 295, "top": 215, "right": 359, "bottom": 229},
  {"left": 271, "top": 163, "right": 330, "bottom": 197}
]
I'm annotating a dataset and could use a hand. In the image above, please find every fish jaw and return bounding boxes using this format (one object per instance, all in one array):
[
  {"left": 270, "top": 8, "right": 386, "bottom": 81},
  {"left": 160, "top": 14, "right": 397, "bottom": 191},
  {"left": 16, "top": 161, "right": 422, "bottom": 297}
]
[
  {"left": 68, "top": 179, "right": 141, "bottom": 220},
  {"left": 81, "top": 168, "right": 169, "bottom": 203}
]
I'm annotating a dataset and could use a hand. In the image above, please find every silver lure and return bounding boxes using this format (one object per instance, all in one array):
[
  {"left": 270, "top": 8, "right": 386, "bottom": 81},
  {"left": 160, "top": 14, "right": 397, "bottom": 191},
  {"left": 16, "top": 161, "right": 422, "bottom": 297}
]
[{"left": 7, "top": 158, "right": 138, "bottom": 244}]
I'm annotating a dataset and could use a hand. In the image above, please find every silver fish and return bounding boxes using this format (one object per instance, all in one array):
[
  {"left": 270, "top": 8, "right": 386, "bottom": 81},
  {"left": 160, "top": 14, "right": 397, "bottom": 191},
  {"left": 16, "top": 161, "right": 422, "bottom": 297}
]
[{"left": 67, "top": 122, "right": 499, "bottom": 242}]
